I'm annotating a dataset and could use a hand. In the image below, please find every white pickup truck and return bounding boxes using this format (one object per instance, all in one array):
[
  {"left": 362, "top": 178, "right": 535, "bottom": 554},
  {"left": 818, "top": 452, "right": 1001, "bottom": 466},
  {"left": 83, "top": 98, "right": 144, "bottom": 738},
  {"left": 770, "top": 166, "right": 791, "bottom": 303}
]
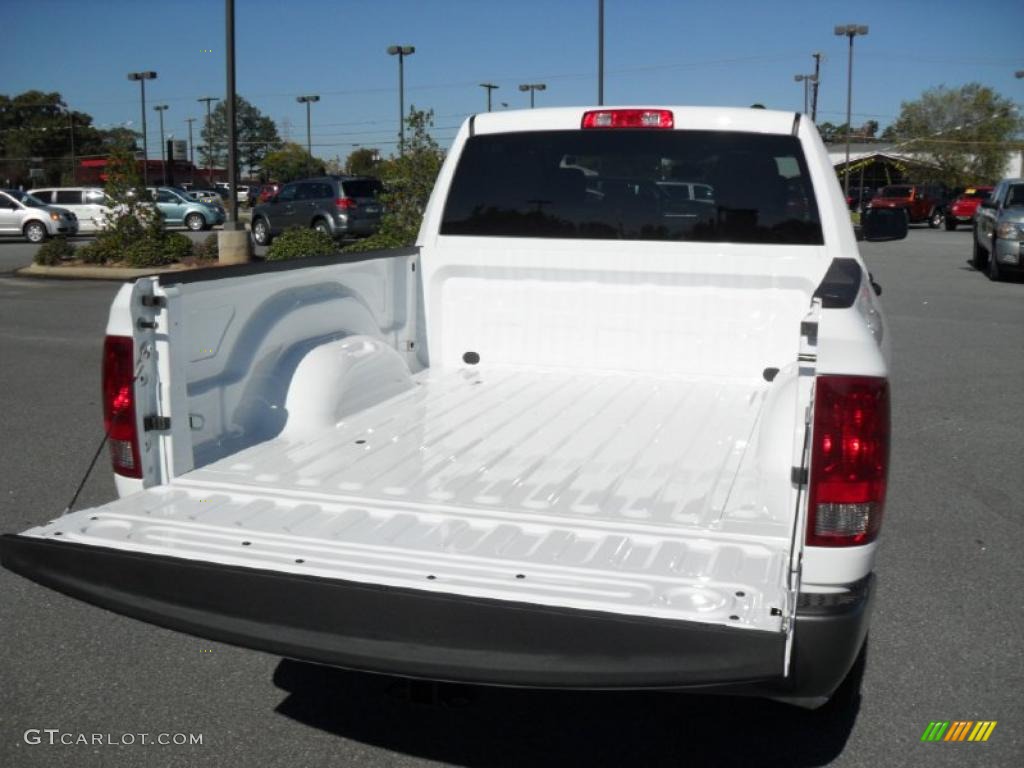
[{"left": 2, "top": 107, "right": 907, "bottom": 707}]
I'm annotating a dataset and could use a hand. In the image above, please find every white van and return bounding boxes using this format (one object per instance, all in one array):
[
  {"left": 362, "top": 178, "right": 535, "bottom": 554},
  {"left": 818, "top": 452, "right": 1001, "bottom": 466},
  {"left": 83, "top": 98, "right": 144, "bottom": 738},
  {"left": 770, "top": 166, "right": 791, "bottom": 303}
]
[{"left": 28, "top": 187, "right": 113, "bottom": 234}]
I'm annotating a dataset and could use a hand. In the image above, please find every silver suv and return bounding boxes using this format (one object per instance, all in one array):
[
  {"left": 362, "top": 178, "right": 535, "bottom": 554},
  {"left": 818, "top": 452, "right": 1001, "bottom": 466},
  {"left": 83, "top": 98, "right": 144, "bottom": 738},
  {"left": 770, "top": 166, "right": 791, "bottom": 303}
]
[
  {"left": 250, "top": 176, "right": 382, "bottom": 246},
  {"left": 0, "top": 189, "right": 79, "bottom": 242},
  {"left": 972, "top": 178, "right": 1024, "bottom": 281}
]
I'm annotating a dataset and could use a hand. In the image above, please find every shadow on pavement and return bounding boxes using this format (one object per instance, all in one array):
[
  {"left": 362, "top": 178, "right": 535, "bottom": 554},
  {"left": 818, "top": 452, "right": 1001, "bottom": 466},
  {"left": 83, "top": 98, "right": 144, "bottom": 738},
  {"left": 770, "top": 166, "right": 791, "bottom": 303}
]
[{"left": 272, "top": 647, "right": 865, "bottom": 767}]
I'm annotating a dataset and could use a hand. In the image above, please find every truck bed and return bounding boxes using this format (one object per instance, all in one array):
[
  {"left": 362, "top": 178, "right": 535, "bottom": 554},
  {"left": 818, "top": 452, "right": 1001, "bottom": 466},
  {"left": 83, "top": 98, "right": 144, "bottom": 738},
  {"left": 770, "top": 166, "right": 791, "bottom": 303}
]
[{"left": 23, "top": 367, "right": 793, "bottom": 632}]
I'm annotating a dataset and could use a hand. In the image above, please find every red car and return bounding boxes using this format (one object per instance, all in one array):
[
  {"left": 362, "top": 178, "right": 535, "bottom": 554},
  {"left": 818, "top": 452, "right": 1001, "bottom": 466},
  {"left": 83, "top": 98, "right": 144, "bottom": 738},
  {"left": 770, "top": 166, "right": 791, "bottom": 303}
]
[
  {"left": 867, "top": 183, "right": 946, "bottom": 227},
  {"left": 944, "top": 186, "right": 993, "bottom": 231},
  {"left": 257, "top": 183, "right": 281, "bottom": 205}
]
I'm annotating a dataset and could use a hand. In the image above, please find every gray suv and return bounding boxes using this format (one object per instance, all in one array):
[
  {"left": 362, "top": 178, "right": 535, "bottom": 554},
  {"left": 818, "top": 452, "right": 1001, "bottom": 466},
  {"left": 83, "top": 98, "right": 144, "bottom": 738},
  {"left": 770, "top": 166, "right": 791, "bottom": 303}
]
[
  {"left": 250, "top": 176, "right": 382, "bottom": 246},
  {"left": 972, "top": 178, "right": 1024, "bottom": 281}
]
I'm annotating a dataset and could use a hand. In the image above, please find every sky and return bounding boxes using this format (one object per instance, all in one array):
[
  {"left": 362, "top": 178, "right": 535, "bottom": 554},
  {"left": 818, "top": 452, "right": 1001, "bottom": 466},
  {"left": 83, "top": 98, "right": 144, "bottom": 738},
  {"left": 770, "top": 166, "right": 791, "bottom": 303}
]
[{"left": 6, "top": 0, "right": 1024, "bottom": 162}]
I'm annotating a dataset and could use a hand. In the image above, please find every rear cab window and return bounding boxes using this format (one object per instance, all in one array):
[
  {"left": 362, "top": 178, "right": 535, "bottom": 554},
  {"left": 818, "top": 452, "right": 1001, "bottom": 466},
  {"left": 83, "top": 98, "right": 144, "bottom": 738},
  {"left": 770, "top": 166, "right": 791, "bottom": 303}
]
[{"left": 441, "top": 130, "right": 823, "bottom": 245}]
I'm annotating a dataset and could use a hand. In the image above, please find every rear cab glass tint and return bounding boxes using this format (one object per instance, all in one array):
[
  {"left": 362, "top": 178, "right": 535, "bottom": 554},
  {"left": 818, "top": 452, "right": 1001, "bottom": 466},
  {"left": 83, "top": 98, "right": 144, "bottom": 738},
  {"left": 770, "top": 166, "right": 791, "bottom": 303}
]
[{"left": 441, "top": 130, "right": 823, "bottom": 245}]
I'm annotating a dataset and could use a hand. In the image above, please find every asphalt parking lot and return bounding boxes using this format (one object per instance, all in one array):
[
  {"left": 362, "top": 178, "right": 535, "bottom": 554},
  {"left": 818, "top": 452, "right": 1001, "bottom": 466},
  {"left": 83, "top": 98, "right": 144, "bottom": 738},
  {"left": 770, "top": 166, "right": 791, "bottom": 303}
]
[{"left": 0, "top": 227, "right": 1021, "bottom": 768}]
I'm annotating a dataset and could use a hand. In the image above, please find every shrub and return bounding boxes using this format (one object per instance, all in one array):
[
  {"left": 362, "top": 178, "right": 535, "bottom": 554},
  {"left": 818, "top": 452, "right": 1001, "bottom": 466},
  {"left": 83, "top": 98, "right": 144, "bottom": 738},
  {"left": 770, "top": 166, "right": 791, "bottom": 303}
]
[
  {"left": 163, "top": 232, "right": 195, "bottom": 262},
  {"left": 34, "top": 236, "right": 76, "bottom": 265},
  {"left": 77, "top": 237, "right": 122, "bottom": 265},
  {"left": 265, "top": 227, "right": 338, "bottom": 261},
  {"left": 194, "top": 233, "right": 219, "bottom": 261}
]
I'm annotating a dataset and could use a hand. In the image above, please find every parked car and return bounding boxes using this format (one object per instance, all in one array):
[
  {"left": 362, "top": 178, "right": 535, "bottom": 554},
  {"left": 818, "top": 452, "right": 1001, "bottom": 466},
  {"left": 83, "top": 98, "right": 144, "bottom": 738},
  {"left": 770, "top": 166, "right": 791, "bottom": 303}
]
[
  {"left": 184, "top": 188, "right": 223, "bottom": 206},
  {"left": 944, "top": 186, "right": 993, "bottom": 231},
  {"left": 972, "top": 177, "right": 1024, "bottom": 281},
  {"left": 257, "top": 183, "right": 281, "bottom": 205},
  {"left": 866, "top": 183, "right": 946, "bottom": 227},
  {"left": 28, "top": 187, "right": 113, "bottom": 234},
  {"left": 250, "top": 175, "right": 383, "bottom": 246},
  {"left": 845, "top": 186, "right": 876, "bottom": 213},
  {"left": 148, "top": 186, "right": 226, "bottom": 231},
  {"left": 1, "top": 107, "right": 906, "bottom": 709},
  {"left": 0, "top": 189, "right": 78, "bottom": 242}
]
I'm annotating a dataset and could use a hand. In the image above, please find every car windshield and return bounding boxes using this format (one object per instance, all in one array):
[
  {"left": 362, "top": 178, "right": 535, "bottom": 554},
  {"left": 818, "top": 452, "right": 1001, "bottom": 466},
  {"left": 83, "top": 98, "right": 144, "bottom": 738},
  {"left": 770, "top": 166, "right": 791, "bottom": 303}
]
[
  {"left": 879, "top": 186, "right": 912, "bottom": 198},
  {"left": 441, "top": 129, "right": 823, "bottom": 245},
  {"left": 9, "top": 191, "right": 48, "bottom": 207}
]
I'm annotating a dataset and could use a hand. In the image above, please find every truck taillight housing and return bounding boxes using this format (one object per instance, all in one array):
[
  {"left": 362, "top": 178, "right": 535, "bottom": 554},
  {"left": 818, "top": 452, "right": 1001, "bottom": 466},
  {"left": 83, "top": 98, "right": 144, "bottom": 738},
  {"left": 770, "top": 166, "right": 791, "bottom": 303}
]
[
  {"left": 807, "top": 376, "right": 889, "bottom": 547},
  {"left": 581, "top": 109, "right": 674, "bottom": 129},
  {"left": 102, "top": 335, "right": 141, "bottom": 478}
]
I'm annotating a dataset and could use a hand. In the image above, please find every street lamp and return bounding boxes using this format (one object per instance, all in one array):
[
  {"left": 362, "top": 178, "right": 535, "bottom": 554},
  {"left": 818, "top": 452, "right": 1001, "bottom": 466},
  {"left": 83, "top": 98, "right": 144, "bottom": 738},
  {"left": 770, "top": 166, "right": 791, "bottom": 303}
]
[
  {"left": 185, "top": 117, "right": 196, "bottom": 182},
  {"left": 834, "top": 23, "right": 868, "bottom": 199},
  {"left": 127, "top": 71, "right": 157, "bottom": 186},
  {"left": 296, "top": 95, "right": 320, "bottom": 167},
  {"left": 386, "top": 45, "right": 415, "bottom": 154},
  {"left": 198, "top": 97, "right": 219, "bottom": 185},
  {"left": 479, "top": 83, "right": 499, "bottom": 112},
  {"left": 793, "top": 74, "right": 817, "bottom": 115},
  {"left": 154, "top": 105, "right": 169, "bottom": 185},
  {"left": 597, "top": 0, "right": 605, "bottom": 105},
  {"left": 518, "top": 83, "right": 547, "bottom": 108}
]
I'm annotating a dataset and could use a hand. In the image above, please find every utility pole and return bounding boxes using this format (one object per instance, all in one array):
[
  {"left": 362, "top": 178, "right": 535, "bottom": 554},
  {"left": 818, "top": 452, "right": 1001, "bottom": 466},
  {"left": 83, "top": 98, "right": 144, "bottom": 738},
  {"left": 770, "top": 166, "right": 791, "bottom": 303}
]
[
  {"left": 154, "top": 105, "right": 169, "bottom": 185},
  {"left": 185, "top": 117, "right": 196, "bottom": 182},
  {"left": 811, "top": 52, "right": 823, "bottom": 123},
  {"left": 480, "top": 83, "right": 499, "bottom": 112},
  {"left": 198, "top": 96, "right": 218, "bottom": 185},
  {"left": 598, "top": 0, "right": 605, "bottom": 105}
]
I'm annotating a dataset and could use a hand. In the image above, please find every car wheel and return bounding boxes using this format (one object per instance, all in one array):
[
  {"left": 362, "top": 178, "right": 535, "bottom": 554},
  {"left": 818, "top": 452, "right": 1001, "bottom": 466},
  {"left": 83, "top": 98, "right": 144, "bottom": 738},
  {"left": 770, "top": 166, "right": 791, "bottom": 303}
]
[
  {"left": 928, "top": 209, "right": 943, "bottom": 229},
  {"left": 944, "top": 217, "right": 957, "bottom": 231},
  {"left": 252, "top": 217, "right": 271, "bottom": 246},
  {"left": 971, "top": 229, "right": 988, "bottom": 270},
  {"left": 987, "top": 238, "right": 1004, "bottom": 281},
  {"left": 312, "top": 219, "right": 330, "bottom": 236},
  {"left": 185, "top": 213, "right": 206, "bottom": 231},
  {"left": 24, "top": 221, "right": 48, "bottom": 243}
]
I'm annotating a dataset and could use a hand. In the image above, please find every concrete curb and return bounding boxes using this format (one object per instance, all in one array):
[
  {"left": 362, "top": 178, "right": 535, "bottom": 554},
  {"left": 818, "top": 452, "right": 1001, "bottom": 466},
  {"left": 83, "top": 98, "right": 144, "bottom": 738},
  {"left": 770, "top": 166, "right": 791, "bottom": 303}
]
[{"left": 17, "top": 262, "right": 203, "bottom": 281}]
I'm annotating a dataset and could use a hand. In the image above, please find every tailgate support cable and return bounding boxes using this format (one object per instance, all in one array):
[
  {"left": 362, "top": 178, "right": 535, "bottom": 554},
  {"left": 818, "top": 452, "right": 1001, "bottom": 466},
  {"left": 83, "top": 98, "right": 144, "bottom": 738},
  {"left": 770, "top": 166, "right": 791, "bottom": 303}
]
[{"left": 60, "top": 349, "right": 149, "bottom": 515}]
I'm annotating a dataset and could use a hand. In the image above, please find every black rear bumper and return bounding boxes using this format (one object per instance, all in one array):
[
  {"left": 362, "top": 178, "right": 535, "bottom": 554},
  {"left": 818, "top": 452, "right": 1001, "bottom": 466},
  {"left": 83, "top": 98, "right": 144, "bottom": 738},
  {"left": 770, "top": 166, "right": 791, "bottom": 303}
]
[{"left": 1, "top": 534, "right": 791, "bottom": 690}]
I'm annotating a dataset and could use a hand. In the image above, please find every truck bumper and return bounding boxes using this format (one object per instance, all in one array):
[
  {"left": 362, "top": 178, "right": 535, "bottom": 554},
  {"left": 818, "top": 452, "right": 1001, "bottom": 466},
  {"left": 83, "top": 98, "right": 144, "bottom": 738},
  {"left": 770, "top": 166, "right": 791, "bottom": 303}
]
[{"left": 1, "top": 534, "right": 790, "bottom": 690}]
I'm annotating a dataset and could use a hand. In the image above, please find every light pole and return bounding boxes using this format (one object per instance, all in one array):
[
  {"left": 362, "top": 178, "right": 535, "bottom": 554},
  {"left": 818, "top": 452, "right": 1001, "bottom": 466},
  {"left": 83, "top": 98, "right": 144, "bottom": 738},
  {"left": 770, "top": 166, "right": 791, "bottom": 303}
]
[
  {"left": 198, "top": 96, "right": 218, "bottom": 185},
  {"left": 185, "top": 117, "right": 196, "bottom": 182},
  {"left": 59, "top": 105, "right": 76, "bottom": 183},
  {"left": 794, "top": 74, "right": 817, "bottom": 115},
  {"left": 518, "top": 83, "right": 547, "bottom": 108},
  {"left": 154, "top": 105, "right": 168, "bottom": 185},
  {"left": 296, "top": 95, "right": 320, "bottom": 170},
  {"left": 834, "top": 24, "right": 868, "bottom": 199},
  {"left": 127, "top": 71, "right": 157, "bottom": 187},
  {"left": 811, "top": 52, "right": 823, "bottom": 122},
  {"left": 480, "top": 83, "right": 499, "bottom": 112},
  {"left": 386, "top": 45, "right": 415, "bottom": 155},
  {"left": 597, "top": 0, "right": 604, "bottom": 105}
]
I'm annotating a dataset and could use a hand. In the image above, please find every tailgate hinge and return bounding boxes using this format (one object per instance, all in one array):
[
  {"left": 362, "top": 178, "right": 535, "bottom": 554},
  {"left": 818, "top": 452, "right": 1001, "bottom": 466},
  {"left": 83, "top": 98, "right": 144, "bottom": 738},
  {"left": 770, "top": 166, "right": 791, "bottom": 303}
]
[
  {"left": 141, "top": 295, "right": 167, "bottom": 308},
  {"left": 143, "top": 416, "right": 171, "bottom": 432}
]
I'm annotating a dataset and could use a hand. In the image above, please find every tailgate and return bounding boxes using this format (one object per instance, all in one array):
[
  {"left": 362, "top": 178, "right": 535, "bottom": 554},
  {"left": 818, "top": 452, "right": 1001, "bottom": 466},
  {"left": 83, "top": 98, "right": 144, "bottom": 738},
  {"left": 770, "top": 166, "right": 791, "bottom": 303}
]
[{"left": 2, "top": 368, "right": 799, "bottom": 687}]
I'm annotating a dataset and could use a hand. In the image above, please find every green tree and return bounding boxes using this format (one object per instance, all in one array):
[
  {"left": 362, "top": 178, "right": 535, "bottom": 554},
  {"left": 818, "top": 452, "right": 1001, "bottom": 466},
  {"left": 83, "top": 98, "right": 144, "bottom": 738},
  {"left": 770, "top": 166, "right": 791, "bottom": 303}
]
[
  {"left": 888, "top": 84, "right": 1022, "bottom": 186},
  {"left": 347, "top": 108, "right": 444, "bottom": 251},
  {"left": 199, "top": 95, "right": 281, "bottom": 178},
  {"left": 261, "top": 142, "right": 325, "bottom": 182},
  {"left": 345, "top": 147, "right": 382, "bottom": 176}
]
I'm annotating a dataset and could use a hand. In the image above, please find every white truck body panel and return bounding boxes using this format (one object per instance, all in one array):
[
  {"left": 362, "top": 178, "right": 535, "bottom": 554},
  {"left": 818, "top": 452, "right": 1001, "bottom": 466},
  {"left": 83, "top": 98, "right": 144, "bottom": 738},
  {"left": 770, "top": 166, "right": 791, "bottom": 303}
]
[{"left": 5, "top": 106, "right": 893, "bottom": 697}]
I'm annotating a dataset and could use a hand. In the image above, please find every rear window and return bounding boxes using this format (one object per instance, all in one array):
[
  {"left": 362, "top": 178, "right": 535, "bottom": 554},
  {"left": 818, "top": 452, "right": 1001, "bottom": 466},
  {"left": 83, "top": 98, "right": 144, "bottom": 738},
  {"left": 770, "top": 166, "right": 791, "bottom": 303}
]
[
  {"left": 440, "top": 130, "right": 823, "bottom": 245},
  {"left": 340, "top": 179, "right": 382, "bottom": 199},
  {"left": 879, "top": 186, "right": 912, "bottom": 198}
]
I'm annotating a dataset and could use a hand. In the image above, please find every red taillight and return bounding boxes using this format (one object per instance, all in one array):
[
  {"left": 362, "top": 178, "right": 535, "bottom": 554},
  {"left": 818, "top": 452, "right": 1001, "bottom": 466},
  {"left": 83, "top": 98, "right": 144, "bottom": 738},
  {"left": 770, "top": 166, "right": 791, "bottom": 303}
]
[
  {"left": 102, "top": 335, "right": 141, "bottom": 478},
  {"left": 581, "top": 109, "right": 674, "bottom": 129},
  {"left": 807, "top": 376, "right": 889, "bottom": 547},
  {"left": 335, "top": 197, "right": 355, "bottom": 210}
]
